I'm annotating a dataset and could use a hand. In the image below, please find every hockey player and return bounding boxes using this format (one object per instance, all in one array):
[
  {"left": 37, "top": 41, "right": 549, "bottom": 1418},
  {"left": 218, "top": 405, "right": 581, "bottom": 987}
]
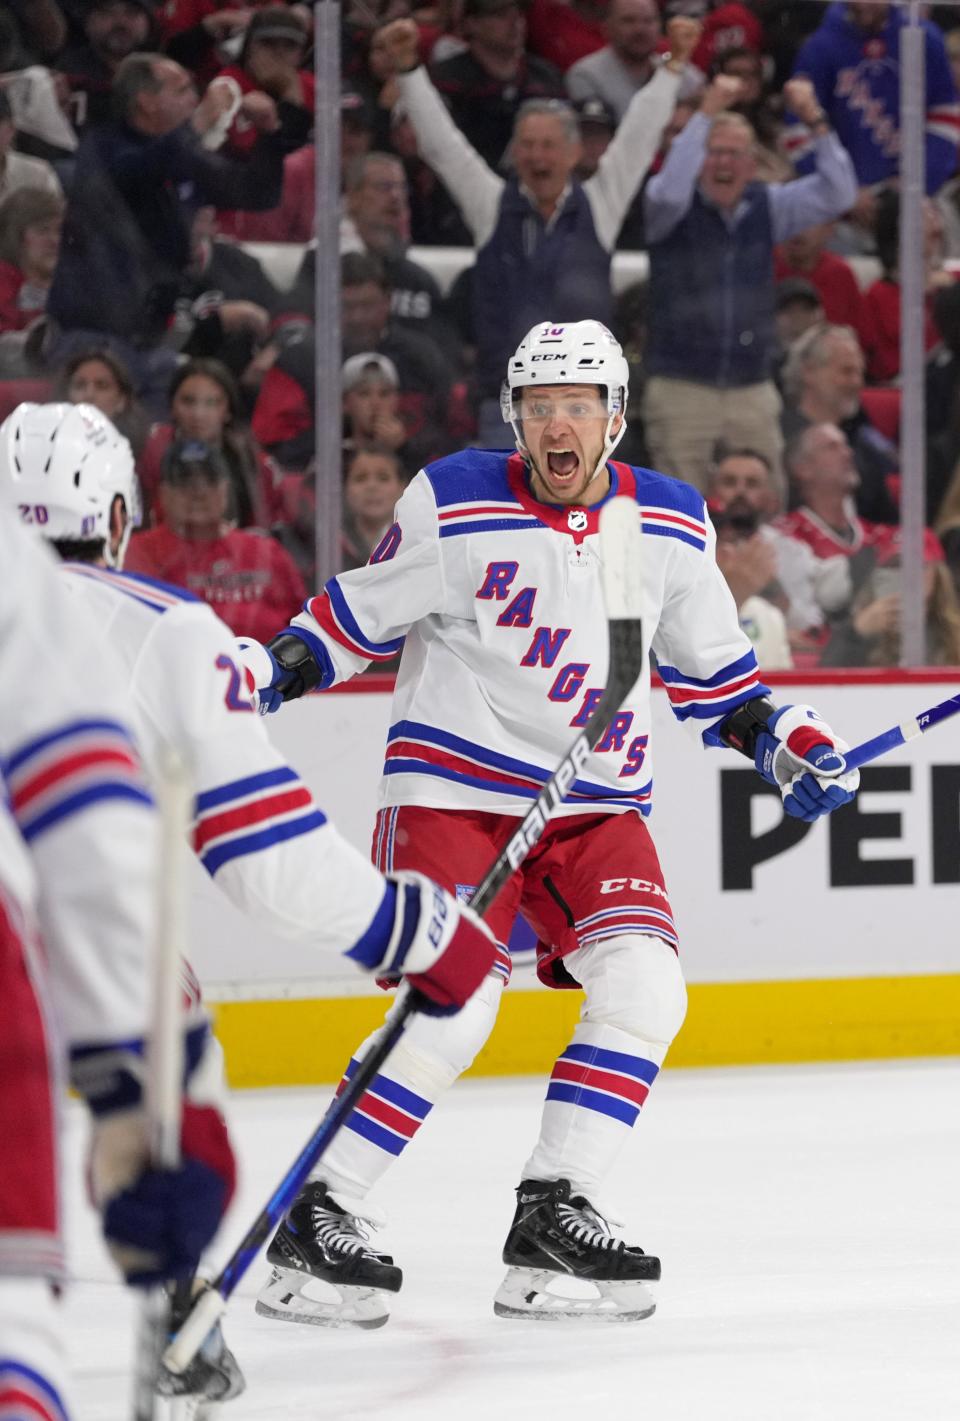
[
  {"left": 240, "top": 319, "right": 861, "bottom": 1324},
  {"left": 0, "top": 403, "right": 497, "bottom": 1362},
  {"left": 0, "top": 510, "right": 236, "bottom": 1419}
]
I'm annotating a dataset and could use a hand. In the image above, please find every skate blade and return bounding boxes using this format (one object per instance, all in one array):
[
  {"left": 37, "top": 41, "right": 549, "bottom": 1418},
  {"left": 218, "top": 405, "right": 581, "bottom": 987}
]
[
  {"left": 255, "top": 1267, "right": 390, "bottom": 1330},
  {"left": 493, "top": 1267, "right": 656, "bottom": 1322}
]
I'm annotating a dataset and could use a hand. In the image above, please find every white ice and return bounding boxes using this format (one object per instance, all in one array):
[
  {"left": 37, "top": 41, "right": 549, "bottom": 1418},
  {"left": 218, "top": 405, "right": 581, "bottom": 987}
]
[{"left": 64, "top": 1060, "right": 960, "bottom": 1421}]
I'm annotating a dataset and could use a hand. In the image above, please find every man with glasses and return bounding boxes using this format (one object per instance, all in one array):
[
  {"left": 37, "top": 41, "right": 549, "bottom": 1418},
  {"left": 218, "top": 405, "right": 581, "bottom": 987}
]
[
  {"left": 642, "top": 72, "right": 857, "bottom": 495},
  {"left": 373, "top": 13, "right": 700, "bottom": 447}
]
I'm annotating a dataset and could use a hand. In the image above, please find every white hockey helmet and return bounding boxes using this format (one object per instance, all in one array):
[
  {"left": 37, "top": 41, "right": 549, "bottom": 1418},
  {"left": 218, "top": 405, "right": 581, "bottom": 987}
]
[
  {"left": 500, "top": 320, "right": 629, "bottom": 475},
  {"left": 0, "top": 402, "right": 141, "bottom": 567}
]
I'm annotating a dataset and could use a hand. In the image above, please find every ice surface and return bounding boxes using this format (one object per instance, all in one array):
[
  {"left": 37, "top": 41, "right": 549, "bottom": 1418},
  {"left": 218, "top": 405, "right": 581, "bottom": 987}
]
[{"left": 64, "top": 1060, "right": 960, "bottom": 1421}]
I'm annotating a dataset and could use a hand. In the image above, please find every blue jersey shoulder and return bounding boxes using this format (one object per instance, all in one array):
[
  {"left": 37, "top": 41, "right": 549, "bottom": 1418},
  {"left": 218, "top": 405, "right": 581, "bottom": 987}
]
[
  {"left": 628, "top": 464, "right": 706, "bottom": 524},
  {"left": 421, "top": 448, "right": 516, "bottom": 510}
]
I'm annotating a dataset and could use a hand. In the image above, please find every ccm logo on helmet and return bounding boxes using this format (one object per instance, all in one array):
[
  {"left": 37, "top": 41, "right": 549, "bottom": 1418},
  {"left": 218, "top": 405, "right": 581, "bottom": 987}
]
[
  {"left": 599, "top": 877, "right": 669, "bottom": 899},
  {"left": 531, "top": 353, "right": 565, "bottom": 361}
]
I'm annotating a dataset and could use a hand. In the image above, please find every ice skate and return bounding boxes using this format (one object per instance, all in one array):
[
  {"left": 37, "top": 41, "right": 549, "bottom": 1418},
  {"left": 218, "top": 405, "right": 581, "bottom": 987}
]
[
  {"left": 156, "top": 1283, "right": 245, "bottom": 1419},
  {"left": 493, "top": 1178, "right": 659, "bottom": 1322},
  {"left": 255, "top": 1180, "right": 401, "bottom": 1329}
]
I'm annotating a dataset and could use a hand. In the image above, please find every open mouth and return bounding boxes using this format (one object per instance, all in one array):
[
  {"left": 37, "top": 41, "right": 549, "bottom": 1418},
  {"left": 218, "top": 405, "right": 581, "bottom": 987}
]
[{"left": 546, "top": 449, "right": 580, "bottom": 482}]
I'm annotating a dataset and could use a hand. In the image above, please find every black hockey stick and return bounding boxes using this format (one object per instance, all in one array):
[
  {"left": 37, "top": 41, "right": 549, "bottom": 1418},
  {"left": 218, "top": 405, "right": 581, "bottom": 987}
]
[{"left": 163, "top": 496, "right": 646, "bottom": 1374}]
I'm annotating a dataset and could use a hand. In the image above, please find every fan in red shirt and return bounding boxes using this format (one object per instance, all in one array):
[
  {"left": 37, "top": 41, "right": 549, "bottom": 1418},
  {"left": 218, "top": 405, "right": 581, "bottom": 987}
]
[
  {"left": 773, "top": 223, "right": 865, "bottom": 333},
  {"left": 214, "top": 5, "right": 314, "bottom": 159},
  {"left": 126, "top": 437, "right": 305, "bottom": 641}
]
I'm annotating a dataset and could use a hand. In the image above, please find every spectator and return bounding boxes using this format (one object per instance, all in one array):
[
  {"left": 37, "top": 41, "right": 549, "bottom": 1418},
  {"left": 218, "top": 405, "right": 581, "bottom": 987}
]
[
  {"left": 339, "top": 251, "right": 453, "bottom": 452},
  {"left": 54, "top": 345, "right": 150, "bottom": 456},
  {"left": 341, "top": 444, "right": 407, "bottom": 571},
  {"left": 569, "top": 95, "right": 646, "bottom": 249},
  {"left": 218, "top": 140, "right": 318, "bottom": 243},
  {"left": 820, "top": 533, "right": 960, "bottom": 667},
  {"left": 708, "top": 443, "right": 850, "bottom": 661},
  {"left": 0, "top": 89, "right": 62, "bottom": 202},
  {"left": 428, "top": 0, "right": 564, "bottom": 172},
  {"left": 341, "top": 349, "right": 437, "bottom": 475},
  {"left": 642, "top": 74, "right": 857, "bottom": 493},
  {"left": 139, "top": 357, "right": 283, "bottom": 527},
  {"left": 773, "top": 221, "right": 865, "bottom": 332},
  {"left": 781, "top": 323, "right": 899, "bottom": 524},
  {"left": 46, "top": 51, "right": 310, "bottom": 413},
  {"left": 713, "top": 47, "right": 790, "bottom": 183},
  {"left": 177, "top": 204, "right": 280, "bottom": 392},
  {"left": 125, "top": 435, "right": 305, "bottom": 640},
  {"left": 55, "top": 0, "right": 157, "bottom": 137},
  {"left": 375, "top": 14, "right": 699, "bottom": 445},
  {"left": 0, "top": 186, "right": 63, "bottom": 333},
  {"left": 774, "top": 277, "right": 824, "bottom": 353},
  {"left": 690, "top": 5, "right": 765, "bottom": 79},
  {"left": 214, "top": 6, "right": 313, "bottom": 159},
  {"left": 860, "top": 189, "right": 949, "bottom": 385},
  {"left": 777, "top": 424, "right": 931, "bottom": 632},
  {"left": 525, "top": 0, "right": 605, "bottom": 74},
  {"left": 566, "top": 0, "right": 702, "bottom": 120},
  {"left": 786, "top": 3, "right": 959, "bottom": 210},
  {"left": 708, "top": 496, "right": 794, "bottom": 668}
]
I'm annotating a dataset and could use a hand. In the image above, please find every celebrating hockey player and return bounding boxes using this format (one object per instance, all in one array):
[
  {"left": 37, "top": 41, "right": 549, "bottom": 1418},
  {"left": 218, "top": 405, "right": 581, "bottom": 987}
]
[
  {"left": 0, "top": 511, "right": 237, "bottom": 1419},
  {"left": 242, "top": 319, "right": 860, "bottom": 1325},
  {"left": 0, "top": 402, "right": 497, "bottom": 1379}
]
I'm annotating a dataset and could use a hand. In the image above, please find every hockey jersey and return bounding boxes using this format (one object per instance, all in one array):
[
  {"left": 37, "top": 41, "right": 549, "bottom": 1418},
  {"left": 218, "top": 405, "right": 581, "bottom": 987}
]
[
  {"left": 787, "top": 4, "right": 960, "bottom": 193},
  {"left": 0, "top": 514, "right": 157, "bottom": 1053},
  {"left": 286, "top": 451, "right": 770, "bottom": 818},
  {"left": 59, "top": 562, "right": 390, "bottom": 963}
]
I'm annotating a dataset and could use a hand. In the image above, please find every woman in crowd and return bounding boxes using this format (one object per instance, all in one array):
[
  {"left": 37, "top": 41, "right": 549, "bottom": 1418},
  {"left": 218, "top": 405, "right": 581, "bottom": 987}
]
[
  {"left": 138, "top": 357, "right": 283, "bottom": 528},
  {"left": 54, "top": 346, "right": 150, "bottom": 457},
  {"left": 0, "top": 187, "right": 63, "bottom": 335}
]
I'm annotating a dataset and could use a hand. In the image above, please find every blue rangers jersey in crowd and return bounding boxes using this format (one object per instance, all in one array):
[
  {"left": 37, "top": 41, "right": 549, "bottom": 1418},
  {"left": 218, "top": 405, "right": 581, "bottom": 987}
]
[
  {"left": 786, "top": 4, "right": 959, "bottom": 193},
  {"left": 284, "top": 450, "right": 770, "bottom": 819}
]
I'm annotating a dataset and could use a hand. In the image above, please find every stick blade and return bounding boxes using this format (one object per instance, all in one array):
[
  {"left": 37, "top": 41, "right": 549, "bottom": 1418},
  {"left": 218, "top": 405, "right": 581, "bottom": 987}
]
[{"left": 600, "top": 496, "right": 644, "bottom": 621}]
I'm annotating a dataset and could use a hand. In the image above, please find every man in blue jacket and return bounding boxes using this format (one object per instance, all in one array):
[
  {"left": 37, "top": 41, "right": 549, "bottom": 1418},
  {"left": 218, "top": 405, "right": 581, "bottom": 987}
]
[
  {"left": 786, "top": 3, "right": 959, "bottom": 207},
  {"left": 642, "top": 72, "right": 857, "bottom": 495}
]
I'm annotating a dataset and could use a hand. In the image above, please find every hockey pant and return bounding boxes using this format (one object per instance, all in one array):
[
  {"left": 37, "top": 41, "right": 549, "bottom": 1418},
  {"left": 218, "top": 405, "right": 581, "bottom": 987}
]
[
  {"left": 317, "top": 931, "right": 687, "bottom": 1202},
  {"left": 0, "top": 888, "right": 76, "bottom": 1420}
]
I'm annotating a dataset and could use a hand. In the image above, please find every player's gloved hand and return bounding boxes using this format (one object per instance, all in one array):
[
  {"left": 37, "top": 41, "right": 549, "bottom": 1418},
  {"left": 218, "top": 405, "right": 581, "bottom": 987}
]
[
  {"left": 754, "top": 703, "right": 859, "bottom": 821},
  {"left": 90, "top": 1099, "right": 236, "bottom": 1286},
  {"left": 370, "top": 873, "right": 497, "bottom": 1015},
  {"left": 235, "top": 631, "right": 332, "bottom": 714}
]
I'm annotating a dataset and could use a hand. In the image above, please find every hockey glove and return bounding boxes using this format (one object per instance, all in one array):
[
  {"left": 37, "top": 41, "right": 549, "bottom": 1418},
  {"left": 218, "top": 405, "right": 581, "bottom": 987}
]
[
  {"left": 754, "top": 703, "right": 859, "bottom": 822},
  {"left": 79, "top": 1028, "right": 237, "bottom": 1287},
  {"left": 236, "top": 631, "right": 333, "bottom": 714},
  {"left": 349, "top": 873, "right": 497, "bottom": 1015}
]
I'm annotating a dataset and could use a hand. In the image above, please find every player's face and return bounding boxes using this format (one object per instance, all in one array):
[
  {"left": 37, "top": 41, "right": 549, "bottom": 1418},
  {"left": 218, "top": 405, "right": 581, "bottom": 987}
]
[
  {"left": 519, "top": 383, "right": 620, "bottom": 506},
  {"left": 172, "top": 374, "right": 230, "bottom": 443},
  {"left": 67, "top": 359, "right": 129, "bottom": 419}
]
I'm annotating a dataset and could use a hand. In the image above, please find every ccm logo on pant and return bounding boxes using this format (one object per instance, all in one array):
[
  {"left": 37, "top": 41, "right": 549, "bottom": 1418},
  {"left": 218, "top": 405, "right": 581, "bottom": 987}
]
[{"left": 599, "top": 877, "right": 668, "bottom": 898}]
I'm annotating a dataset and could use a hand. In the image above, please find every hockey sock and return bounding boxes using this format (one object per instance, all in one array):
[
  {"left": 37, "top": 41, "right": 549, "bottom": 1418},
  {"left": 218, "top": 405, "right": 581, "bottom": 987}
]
[
  {"left": 316, "top": 973, "right": 502, "bottom": 1199},
  {"left": 521, "top": 1020, "right": 667, "bottom": 1198}
]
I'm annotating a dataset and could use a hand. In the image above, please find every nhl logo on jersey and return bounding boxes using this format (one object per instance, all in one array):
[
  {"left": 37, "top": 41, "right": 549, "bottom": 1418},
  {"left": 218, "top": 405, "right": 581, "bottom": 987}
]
[{"left": 567, "top": 508, "right": 588, "bottom": 532}]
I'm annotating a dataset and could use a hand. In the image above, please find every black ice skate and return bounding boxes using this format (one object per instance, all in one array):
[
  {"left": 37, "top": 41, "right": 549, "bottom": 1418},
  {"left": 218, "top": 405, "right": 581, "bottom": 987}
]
[
  {"left": 156, "top": 1282, "right": 245, "bottom": 1419},
  {"left": 255, "top": 1180, "right": 402, "bottom": 1329},
  {"left": 494, "top": 1177, "right": 660, "bottom": 1322}
]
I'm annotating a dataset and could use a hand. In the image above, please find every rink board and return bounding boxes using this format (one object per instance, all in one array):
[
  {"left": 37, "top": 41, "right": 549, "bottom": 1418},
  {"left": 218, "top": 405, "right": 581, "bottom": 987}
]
[{"left": 191, "top": 673, "right": 960, "bottom": 1084}]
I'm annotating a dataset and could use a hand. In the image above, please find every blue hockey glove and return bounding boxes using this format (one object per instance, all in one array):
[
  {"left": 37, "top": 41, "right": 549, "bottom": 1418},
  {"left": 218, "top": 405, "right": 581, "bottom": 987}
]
[
  {"left": 754, "top": 704, "right": 860, "bottom": 822},
  {"left": 236, "top": 631, "right": 332, "bottom": 714}
]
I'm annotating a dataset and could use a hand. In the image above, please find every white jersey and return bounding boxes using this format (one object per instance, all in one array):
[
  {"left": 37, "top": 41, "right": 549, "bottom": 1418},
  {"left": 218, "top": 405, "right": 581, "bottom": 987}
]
[
  {"left": 0, "top": 514, "right": 156, "bottom": 1051},
  {"left": 289, "top": 451, "right": 769, "bottom": 818},
  {"left": 59, "top": 562, "right": 388, "bottom": 963}
]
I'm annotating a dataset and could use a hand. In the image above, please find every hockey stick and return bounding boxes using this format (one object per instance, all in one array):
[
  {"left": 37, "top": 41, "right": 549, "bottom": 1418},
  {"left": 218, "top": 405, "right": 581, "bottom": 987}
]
[
  {"left": 843, "top": 690, "right": 960, "bottom": 773},
  {"left": 163, "top": 495, "right": 647, "bottom": 1373},
  {"left": 132, "top": 751, "right": 193, "bottom": 1421}
]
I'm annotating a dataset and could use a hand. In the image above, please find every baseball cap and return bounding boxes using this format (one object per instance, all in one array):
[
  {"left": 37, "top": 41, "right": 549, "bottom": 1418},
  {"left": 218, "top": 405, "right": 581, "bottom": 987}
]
[
  {"left": 244, "top": 6, "right": 308, "bottom": 46},
  {"left": 341, "top": 90, "right": 374, "bottom": 129},
  {"left": 774, "top": 277, "right": 822, "bottom": 311},
  {"left": 161, "top": 438, "right": 230, "bottom": 484},
  {"left": 572, "top": 97, "right": 617, "bottom": 132},
  {"left": 342, "top": 353, "right": 399, "bottom": 391}
]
